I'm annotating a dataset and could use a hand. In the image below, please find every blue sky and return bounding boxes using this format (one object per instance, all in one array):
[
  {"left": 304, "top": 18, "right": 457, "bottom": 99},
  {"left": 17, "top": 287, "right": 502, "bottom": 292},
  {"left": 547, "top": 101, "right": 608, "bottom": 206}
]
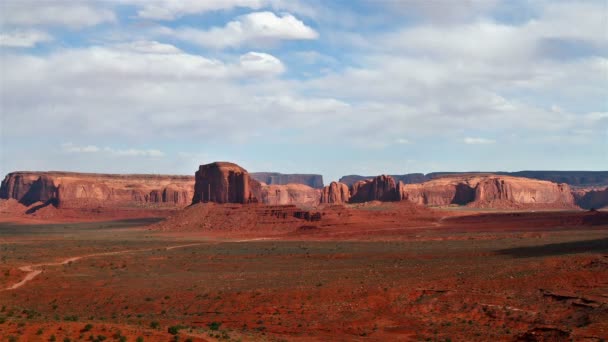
[{"left": 0, "top": 0, "right": 606, "bottom": 182}]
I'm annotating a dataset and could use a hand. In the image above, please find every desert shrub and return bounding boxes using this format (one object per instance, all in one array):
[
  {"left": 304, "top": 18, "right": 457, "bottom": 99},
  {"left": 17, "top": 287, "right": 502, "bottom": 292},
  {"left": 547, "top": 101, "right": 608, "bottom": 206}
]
[
  {"left": 207, "top": 322, "right": 221, "bottom": 331},
  {"left": 83, "top": 324, "right": 93, "bottom": 332},
  {"left": 64, "top": 315, "right": 78, "bottom": 322},
  {"left": 49, "top": 335, "right": 56, "bottom": 342},
  {"left": 64, "top": 338, "right": 71, "bottom": 342},
  {"left": 8, "top": 336, "right": 17, "bottom": 342},
  {"left": 136, "top": 337, "right": 144, "bottom": 342},
  {"left": 168, "top": 325, "right": 186, "bottom": 335},
  {"left": 0, "top": 316, "right": 6, "bottom": 324},
  {"left": 36, "top": 328, "right": 44, "bottom": 335},
  {"left": 150, "top": 321, "right": 160, "bottom": 329}
]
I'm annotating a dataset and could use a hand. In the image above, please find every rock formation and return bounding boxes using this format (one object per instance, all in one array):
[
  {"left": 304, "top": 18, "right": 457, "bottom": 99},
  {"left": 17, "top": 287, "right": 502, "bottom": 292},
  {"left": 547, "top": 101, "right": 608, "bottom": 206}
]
[
  {"left": 320, "top": 182, "right": 351, "bottom": 204},
  {"left": 192, "top": 162, "right": 261, "bottom": 204},
  {"left": 572, "top": 187, "right": 608, "bottom": 209},
  {"left": 349, "top": 175, "right": 400, "bottom": 203},
  {"left": 0, "top": 171, "right": 194, "bottom": 208},
  {"left": 251, "top": 172, "right": 324, "bottom": 189},
  {"left": 340, "top": 171, "right": 608, "bottom": 187},
  {"left": 398, "top": 175, "right": 577, "bottom": 209},
  {"left": 259, "top": 184, "right": 321, "bottom": 207}
]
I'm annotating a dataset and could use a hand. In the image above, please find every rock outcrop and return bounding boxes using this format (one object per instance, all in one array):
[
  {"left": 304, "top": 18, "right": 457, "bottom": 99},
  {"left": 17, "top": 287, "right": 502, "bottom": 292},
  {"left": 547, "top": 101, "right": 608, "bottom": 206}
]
[
  {"left": 340, "top": 171, "right": 608, "bottom": 187},
  {"left": 260, "top": 184, "right": 321, "bottom": 207},
  {"left": 350, "top": 175, "right": 400, "bottom": 203},
  {"left": 572, "top": 187, "right": 608, "bottom": 209},
  {"left": 398, "top": 175, "right": 577, "bottom": 209},
  {"left": 320, "top": 182, "right": 351, "bottom": 204},
  {"left": 251, "top": 172, "right": 324, "bottom": 189},
  {"left": 0, "top": 172, "right": 194, "bottom": 208},
  {"left": 192, "top": 162, "right": 260, "bottom": 204}
]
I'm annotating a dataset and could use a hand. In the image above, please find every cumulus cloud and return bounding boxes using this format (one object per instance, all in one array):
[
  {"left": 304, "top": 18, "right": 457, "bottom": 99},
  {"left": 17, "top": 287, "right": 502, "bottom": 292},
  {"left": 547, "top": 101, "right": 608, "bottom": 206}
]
[
  {"left": 166, "top": 11, "right": 318, "bottom": 48},
  {"left": 0, "top": 30, "right": 52, "bottom": 47},
  {"left": 239, "top": 52, "right": 285, "bottom": 75},
  {"left": 463, "top": 137, "right": 496, "bottom": 145}
]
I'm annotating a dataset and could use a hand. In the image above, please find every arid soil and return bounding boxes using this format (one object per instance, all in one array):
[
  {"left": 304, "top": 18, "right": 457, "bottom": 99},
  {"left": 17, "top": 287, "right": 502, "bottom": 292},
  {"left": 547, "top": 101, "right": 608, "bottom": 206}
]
[{"left": 0, "top": 204, "right": 606, "bottom": 341}]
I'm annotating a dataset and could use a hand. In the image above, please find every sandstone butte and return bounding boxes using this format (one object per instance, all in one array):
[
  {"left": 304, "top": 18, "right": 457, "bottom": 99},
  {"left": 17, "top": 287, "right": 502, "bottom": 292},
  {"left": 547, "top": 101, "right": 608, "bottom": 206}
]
[
  {"left": 0, "top": 171, "right": 195, "bottom": 208},
  {"left": 191, "top": 162, "right": 323, "bottom": 207},
  {"left": 320, "top": 174, "right": 579, "bottom": 209}
]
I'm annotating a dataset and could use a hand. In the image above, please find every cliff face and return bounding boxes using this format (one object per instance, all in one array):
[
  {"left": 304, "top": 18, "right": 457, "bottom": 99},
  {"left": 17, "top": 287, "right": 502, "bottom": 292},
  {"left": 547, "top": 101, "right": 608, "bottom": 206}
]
[
  {"left": 572, "top": 187, "right": 608, "bottom": 209},
  {"left": 192, "top": 162, "right": 260, "bottom": 204},
  {"left": 320, "top": 182, "right": 350, "bottom": 204},
  {"left": 0, "top": 172, "right": 194, "bottom": 208},
  {"left": 398, "top": 175, "right": 576, "bottom": 209},
  {"left": 260, "top": 184, "right": 321, "bottom": 207},
  {"left": 250, "top": 172, "right": 324, "bottom": 189},
  {"left": 350, "top": 175, "right": 400, "bottom": 203},
  {"left": 340, "top": 171, "right": 608, "bottom": 187}
]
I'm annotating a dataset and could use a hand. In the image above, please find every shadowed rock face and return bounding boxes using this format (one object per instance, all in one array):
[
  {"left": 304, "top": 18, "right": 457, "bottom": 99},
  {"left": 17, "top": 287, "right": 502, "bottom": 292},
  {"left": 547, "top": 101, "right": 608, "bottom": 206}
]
[
  {"left": 320, "top": 182, "right": 351, "bottom": 204},
  {"left": 250, "top": 172, "right": 324, "bottom": 189},
  {"left": 350, "top": 175, "right": 400, "bottom": 203},
  {"left": 572, "top": 187, "right": 608, "bottom": 209},
  {"left": 0, "top": 171, "right": 194, "bottom": 207},
  {"left": 192, "top": 162, "right": 260, "bottom": 204}
]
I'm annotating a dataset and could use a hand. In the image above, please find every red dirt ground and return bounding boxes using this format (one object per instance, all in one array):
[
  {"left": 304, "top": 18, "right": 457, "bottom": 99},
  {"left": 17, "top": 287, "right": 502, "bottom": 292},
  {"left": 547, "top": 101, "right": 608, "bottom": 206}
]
[{"left": 0, "top": 203, "right": 607, "bottom": 341}]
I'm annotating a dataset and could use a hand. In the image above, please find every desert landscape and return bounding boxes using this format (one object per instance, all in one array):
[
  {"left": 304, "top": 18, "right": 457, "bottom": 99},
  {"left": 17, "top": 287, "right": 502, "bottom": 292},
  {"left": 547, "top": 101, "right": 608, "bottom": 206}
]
[
  {"left": 0, "top": 162, "right": 607, "bottom": 341},
  {"left": 1, "top": 1, "right": 607, "bottom": 341}
]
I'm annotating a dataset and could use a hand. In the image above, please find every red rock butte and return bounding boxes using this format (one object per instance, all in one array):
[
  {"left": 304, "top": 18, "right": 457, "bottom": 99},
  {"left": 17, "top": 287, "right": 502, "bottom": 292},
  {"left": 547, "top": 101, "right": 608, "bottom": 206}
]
[{"left": 192, "top": 162, "right": 260, "bottom": 204}]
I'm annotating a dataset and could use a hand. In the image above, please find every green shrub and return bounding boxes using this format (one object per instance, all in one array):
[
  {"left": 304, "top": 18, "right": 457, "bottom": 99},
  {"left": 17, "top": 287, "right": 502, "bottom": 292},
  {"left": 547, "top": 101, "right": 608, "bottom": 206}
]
[
  {"left": 207, "top": 322, "right": 221, "bottom": 331},
  {"left": 83, "top": 324, "right": 93, "bottom": 332},
  {"left": 136, "top": 337, "right": 144, "bottom": 342},
  {"left": 150, "top": 321, "right": 160, "bottom": 329}
]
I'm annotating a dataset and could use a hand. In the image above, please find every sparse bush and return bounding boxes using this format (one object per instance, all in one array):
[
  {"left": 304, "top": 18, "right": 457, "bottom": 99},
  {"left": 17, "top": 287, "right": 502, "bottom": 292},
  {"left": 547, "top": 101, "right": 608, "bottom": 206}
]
[
  {"left": 136, "top": 337, "right": 144, "bottom": 342},
  {"left": 168, "top": 325, "right": 185, "bottom": 335},
  {"left": 63, "top": 315, "right": 78, "bottom": 322},
  {"left": 36, "top": 328, "right": 44, "bottom": 335},
  {"left": 150, "top": 321, "right": 160, "bottom": 329},
  {"left": 83, "top": 324, "right": 93, "bottom": 332},
  {"left": 0, "top": 316, "right": 6, "bottom": 324},
  {"left": 207, "top": 322, "right": 221, "bottom": 331},
  {"left": 64, "top": 338, "right": 71, "bottom": 342},
  {"left": 49, "top": 335, "right": 56, "bottom": 342}
]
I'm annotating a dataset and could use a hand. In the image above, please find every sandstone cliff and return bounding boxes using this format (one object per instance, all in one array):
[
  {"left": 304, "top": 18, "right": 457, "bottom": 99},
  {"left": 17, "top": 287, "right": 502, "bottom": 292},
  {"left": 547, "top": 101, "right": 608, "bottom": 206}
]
[
  {"left": 320, "top": 182, "right": 351, "bottom": 204},
  {"left": 192, "top": 162, "right": 260, "bottom": 204},
  {"left": 349, "top": 175, "right": 400, "bottom": 203},
  {"left": 260, "top": 184, "right": 321, "bottom": 207},
  {"left": 0, "top": 171, "right": 194, "bottom": 208},
  {"left": 398, "top": 175, "right": 577, "bottom": 209},
  {"left": 250, "top": 172, "right": 324, "bottom": 189}
]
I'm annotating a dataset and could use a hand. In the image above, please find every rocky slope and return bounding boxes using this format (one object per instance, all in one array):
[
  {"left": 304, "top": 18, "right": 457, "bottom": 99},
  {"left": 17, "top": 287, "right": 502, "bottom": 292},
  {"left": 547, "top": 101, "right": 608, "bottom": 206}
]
[
  {"left": 0, "top": 172, "right": 194, "bottom": 208},
  {"left": 250, "top": 172, "right": 324, "bottom": 189}
]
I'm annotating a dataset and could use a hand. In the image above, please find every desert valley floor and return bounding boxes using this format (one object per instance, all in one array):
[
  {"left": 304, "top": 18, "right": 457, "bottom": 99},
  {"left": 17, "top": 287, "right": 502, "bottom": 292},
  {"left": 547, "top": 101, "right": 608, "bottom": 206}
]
[{"left": 1, "top": 204, "right": 607, "bottom": 342}]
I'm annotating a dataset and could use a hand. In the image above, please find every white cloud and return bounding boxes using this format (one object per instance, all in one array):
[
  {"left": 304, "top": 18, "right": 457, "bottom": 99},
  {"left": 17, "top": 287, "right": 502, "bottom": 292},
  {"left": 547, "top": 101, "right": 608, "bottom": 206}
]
[
  {"left": 62, "top": 143, "right": 100, "bottom": 153},
  {"left": 395, "top": 138, "right": 410, "bottom": 144},
  {"left": 113, "top": 40, "right": 183, "bottom": 54},
  {"left": 464, "top": 137, "right": 496, "bottom": 145},
  {"left": 239, "top": 52, "right": 285, "bottom": 75},
  {"left": 0, "top": 30, "right": 52, "bottom": 47},
  {"left": 128, "top": 0, "right": 265, "bottom": 20},
  {"left": 63, "top": 143, "right": 164, "bottom": 157},
  {"left": 166, "top": 11, "right": 318, "bottom": 48},
  {"left": 1, "top": 1, "right": 115, "bottom": 28}
]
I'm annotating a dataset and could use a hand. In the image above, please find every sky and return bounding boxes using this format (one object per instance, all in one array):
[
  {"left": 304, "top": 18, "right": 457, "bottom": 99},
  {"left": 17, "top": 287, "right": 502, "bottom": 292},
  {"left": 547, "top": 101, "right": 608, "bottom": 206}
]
[{"left": 0, "top": 0, "right": 607, "bottom": 183}]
